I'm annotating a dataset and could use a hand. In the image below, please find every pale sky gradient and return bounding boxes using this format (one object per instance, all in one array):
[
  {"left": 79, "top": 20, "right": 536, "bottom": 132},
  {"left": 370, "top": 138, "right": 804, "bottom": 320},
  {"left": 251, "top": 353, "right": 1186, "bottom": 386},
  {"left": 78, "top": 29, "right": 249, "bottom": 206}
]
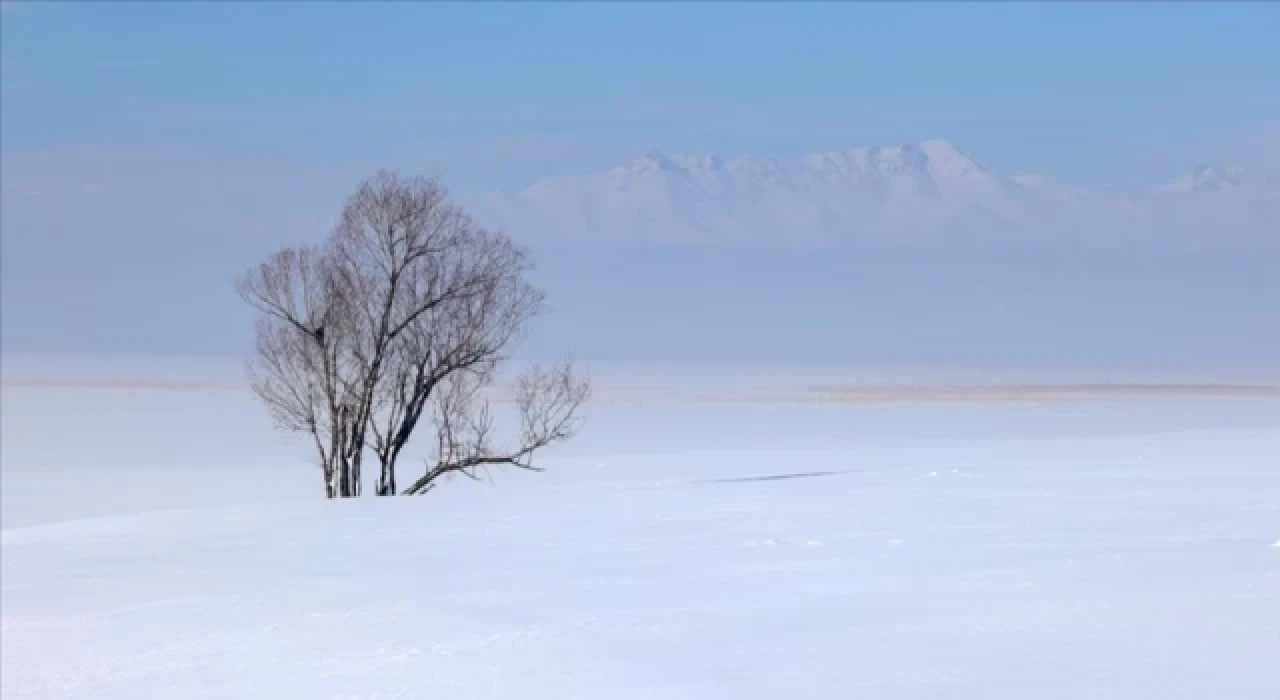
[{"left": 2, "top": 2, "right": 1277, "bottom": 367}]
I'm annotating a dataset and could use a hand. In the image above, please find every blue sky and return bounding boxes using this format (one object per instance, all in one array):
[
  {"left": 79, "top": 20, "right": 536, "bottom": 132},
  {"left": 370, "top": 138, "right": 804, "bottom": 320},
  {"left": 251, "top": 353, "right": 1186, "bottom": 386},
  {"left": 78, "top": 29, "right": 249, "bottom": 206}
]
[
  {"left": 5, "top": 2, "right": 1278, "bottom": 185},
  {"left": 2, "top": 2, "right": 1278, "bottom": 365}
]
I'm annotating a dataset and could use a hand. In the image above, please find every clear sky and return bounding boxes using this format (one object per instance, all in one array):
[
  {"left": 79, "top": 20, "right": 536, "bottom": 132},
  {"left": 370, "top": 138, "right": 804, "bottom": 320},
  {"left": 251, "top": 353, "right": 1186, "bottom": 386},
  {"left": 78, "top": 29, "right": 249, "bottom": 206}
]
[
  {"left": 2, "top": 2, "right": 1278, "bottom": 367},
  {"left": 5, "top": 2, "right": 1279, "bottom": 184}
]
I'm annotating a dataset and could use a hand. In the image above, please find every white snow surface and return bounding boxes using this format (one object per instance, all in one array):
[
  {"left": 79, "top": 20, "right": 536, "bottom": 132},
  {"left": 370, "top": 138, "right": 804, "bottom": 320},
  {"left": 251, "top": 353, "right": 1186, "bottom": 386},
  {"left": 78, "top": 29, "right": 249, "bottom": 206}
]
[{"left": 4, "top": 357, "right": 1280, "bottom": 698}]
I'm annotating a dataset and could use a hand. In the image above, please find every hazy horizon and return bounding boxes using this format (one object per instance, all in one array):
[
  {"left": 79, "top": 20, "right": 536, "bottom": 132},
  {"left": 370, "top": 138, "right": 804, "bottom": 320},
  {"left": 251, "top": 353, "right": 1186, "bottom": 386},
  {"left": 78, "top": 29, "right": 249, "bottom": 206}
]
[{"left": 3, "top": 3, "right": 1277, "bottom": 369}]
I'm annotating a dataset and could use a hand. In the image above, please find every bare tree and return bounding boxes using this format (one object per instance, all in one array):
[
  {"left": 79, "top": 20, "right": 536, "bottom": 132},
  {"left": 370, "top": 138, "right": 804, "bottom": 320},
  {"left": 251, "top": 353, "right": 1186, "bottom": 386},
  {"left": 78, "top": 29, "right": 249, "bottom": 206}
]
[
  {"left": 238, "top": 170, "right": 589, "bottom": 498},
  {"left": 238, "top": 245, "right": 358, "bottom": 498},
  {"left": 403, "top": 360, "right": 590, "bottom": 495}
]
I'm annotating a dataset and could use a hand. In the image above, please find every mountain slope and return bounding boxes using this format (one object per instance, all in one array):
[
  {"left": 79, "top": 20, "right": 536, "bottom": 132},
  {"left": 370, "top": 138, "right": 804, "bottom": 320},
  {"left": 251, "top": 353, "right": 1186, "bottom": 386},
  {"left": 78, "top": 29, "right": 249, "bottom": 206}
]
[{"left": 483, "top": 140, "right": 1275, "bottom": 246}]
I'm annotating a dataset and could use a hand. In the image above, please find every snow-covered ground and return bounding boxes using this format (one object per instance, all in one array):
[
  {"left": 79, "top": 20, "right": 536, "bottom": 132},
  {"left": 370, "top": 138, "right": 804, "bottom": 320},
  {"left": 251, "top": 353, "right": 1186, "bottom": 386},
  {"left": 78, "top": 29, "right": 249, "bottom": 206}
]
[{"left": 3, "top": 356, "right": 1279, "bottom": 698}]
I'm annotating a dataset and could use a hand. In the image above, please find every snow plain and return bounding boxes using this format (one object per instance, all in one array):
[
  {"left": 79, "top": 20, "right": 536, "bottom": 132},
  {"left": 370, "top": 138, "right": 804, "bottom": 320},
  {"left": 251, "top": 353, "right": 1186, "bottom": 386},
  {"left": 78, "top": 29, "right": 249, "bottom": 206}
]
[{"left": 3, "top": 355, "right": 1279, "bottom": 699}]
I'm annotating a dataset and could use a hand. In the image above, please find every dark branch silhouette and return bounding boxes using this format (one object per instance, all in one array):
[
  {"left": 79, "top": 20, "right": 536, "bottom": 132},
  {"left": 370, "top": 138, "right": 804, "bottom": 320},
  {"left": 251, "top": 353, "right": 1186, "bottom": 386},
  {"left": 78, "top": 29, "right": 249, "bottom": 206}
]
[{"left": 238, "top": 170, "right": 589, "bottom": 499}]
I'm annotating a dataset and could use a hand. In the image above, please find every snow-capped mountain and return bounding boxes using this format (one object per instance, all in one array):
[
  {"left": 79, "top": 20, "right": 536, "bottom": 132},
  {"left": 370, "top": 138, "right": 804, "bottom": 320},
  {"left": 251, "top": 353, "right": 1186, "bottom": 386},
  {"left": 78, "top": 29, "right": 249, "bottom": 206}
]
[
  {"left": 484, "top": 139, "right": 1274, "bottom": 245},
  {"left": 1162, "top": 164, "right": 1244, "bottom": 193}
]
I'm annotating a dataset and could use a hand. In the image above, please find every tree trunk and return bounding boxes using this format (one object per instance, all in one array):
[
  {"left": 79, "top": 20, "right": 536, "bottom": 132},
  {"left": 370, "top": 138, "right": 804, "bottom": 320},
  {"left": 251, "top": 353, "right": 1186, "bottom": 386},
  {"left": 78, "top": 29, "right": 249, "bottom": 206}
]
[
  {"left": 376, "top": 447, "right": 401, "bottom": 496},
  {"left": 323, "top": 465, "right": 337, "bottom": 499},
  {"left": 376, "top": 463, "right": 397, "bottom": 496},
  {"left": 332, "top": 454, "right": 352, "bottom": 498}
]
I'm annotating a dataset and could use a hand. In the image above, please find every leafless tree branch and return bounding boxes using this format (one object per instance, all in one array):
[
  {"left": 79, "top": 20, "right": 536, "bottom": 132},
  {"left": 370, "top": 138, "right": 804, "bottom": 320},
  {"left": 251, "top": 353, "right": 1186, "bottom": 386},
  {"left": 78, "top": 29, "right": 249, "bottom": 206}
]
[
  {"left": 239, "top": 169, "right": 588, "bottom": 500},
  {"left": 402, "top": 361, "right": 590, "bottom": 495}
]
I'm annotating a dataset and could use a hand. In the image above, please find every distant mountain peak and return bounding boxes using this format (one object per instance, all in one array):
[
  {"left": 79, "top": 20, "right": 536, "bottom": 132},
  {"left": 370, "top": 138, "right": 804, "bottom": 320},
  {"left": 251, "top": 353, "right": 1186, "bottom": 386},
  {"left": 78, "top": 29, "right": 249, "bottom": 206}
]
[
  {"left": 629, "top": 149, "right": 678, "bottom": 173},
  {"left": 915, "top": 138, "right": 973, "bottom": 163},
  {"left": 1164, "top": 164, "right": 1245, "bottom": 193},
  {"left": 485, "top": 139, "right": 1271, "bottom": 244}
]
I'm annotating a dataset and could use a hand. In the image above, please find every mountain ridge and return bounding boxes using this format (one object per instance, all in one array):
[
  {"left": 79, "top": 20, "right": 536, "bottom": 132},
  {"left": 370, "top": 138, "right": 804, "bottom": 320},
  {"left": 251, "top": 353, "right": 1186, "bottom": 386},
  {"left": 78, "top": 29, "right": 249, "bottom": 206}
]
[{"left": 481, "top": 138, "right": 1275, "bottom": 246}]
